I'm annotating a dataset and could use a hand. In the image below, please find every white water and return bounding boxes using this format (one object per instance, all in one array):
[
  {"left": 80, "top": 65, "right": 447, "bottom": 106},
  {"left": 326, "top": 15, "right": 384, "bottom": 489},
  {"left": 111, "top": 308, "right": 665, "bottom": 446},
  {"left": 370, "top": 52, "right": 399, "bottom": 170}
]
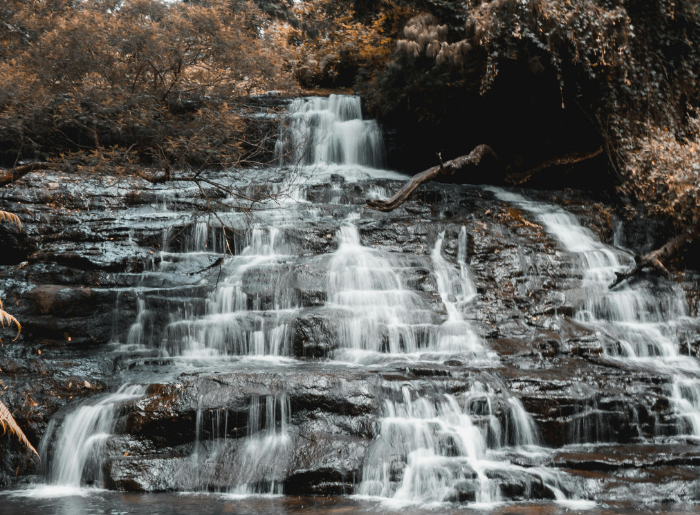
[
  {"left": 275, "top": 95, "right": 407, "bottom": 183},
  {"left": 327, "top": 220, "right": 490, "bottom": 362},
  {"left": 357, "top": 384, "right": 567, "bottom": 505},
  {"left": 141, "top": 96, "right": 409, "bottom": 359},
  {"left": 277, "top": 95, "right": 385, "bottom": 168},
  {"left": 44, "top": 385, "right": 146, "bottom": 488},
  {"left": 430, "top": 231, "right": 485, "bottom": 354},
  {"left": 160, "top": 227, "right": 296, "bottom": 358},
  {"left": 487, "top": 187, "right": 700, "bottom": 437},
  {"left": 35, "top": 96, "right": 582, "bottom": 505},
  {"left": 327, "top": 216, "right": 437, "bottom": 358},
  {"left": 192, "top": 395, "right": 292, "bottom": 494}
]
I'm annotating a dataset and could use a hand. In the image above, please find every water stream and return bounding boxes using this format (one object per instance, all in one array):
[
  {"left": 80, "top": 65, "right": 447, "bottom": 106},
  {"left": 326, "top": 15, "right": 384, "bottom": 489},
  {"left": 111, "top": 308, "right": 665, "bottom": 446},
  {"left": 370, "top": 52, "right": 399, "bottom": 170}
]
[{"left": 487, "top": 187, "right": 700, "bottom": 438}]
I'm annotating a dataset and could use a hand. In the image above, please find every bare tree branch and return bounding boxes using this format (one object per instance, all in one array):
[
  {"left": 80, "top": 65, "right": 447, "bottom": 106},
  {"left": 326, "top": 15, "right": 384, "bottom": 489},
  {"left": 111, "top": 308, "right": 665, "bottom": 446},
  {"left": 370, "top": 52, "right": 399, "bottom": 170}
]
[
  {"left": 366, "top": 144, "right": 497, "bottom": 212},
  {"left": 610, "top": 229, "right": 699, "bottom": 288},
  {"left": 506, "top": 147, "right": 603, "bottom": 186}
]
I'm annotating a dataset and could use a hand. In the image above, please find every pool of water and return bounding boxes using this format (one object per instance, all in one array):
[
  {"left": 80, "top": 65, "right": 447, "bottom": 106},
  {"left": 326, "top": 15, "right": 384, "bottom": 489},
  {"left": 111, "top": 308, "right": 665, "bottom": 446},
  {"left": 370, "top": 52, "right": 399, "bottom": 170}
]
[{"left": 0, "top": 492, "right": 697, "bottom": 515}]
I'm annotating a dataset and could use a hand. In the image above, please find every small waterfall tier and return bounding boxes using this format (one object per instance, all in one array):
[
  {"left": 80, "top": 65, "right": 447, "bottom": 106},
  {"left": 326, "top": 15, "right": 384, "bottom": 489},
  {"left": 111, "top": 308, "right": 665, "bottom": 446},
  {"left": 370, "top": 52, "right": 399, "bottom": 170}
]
[
  {"left": 274, "top": 95, "right": 406, "bottom": 183},
  {"left": 326, "top": 217, "right": 491, "bottom": 362},
  {"left": 357, "top": 383, "right": 572, "bottom": 504},
  {"left": 158, "top": 227, "right": 297, "bottom": 358},
  {"left": 191, "top": 395, "right": 292, "bottom": 494},
  {"left": 487, "top": 188, "right": 692, "bottom": 365},
  {"left": 40, "top": 385, "right": 146, "bottom": 489},
  {"left": 488, "top": 187, "right": 700, "bottom": 438}
]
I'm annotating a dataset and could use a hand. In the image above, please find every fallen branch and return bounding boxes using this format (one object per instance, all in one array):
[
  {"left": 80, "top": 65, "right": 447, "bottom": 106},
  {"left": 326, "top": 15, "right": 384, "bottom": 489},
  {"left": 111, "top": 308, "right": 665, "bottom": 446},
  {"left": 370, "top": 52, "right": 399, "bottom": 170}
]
[
  {"left": 506, "top": 147, "right": 603, "bottom": 186},
  {"left": 137, "top": 171, "right": 169, "bottom": 184},
  {"left": 189, "top": 256, "right": 224, "bottom": 276},
  {"left": 0, "top": 162, "right": 51, "bottom": 187},
  {"left": 610, "top": 229, "right": 699, "bottom": 288},
  {"left": 366, "top": 144, "right": 497, "bottom": 212}
]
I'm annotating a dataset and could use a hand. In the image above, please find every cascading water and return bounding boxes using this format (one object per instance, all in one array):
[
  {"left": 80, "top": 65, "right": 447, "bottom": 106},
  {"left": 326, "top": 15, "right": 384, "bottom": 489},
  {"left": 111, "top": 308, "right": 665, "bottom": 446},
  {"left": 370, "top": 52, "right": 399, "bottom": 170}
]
[
  {"left": 327, "top": 216, "right": 438, "bottom": 359},
  {"left": 191, "top": 395, "right": 292, "bottom": 494},
  {"left": 326, "top": 221, "right": 490, "bottom": 362},
  {"left": 27, "top": 96, "right": 603, "bottom": 507},
  {"left": 430, "top": 230, "right": 487, "bottom": 354},
  {"left": 159, "top": 226, "right": 297, "bottom": 358},
  {"left": 488, "top": 187, "right": 700, "bottom": 438},
  {"left": 276, "top": 95, "right": 386, "bottom": 168},
  {"left": 275, "top": 95, "right": 406, "bottom": 183},
  {"left": 487, "top": 187, "right": 691, "bottom": 363},
  {"left": 357, "top": 384, "right": 571, "bottom": 505},
  {"left": 40, "top": 385, "right": 146, "bottom": 490}
]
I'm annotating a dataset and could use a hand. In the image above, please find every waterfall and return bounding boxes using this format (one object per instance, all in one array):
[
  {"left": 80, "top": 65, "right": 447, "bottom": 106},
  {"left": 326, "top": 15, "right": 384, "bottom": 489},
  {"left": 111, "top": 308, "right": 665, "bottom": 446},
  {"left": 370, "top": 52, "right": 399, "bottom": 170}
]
[
  {"left": 25, "top": 95, "right": 599, "bottom": 507},
  {"left": 671, "top": 378, "right": 700, "bottom": 435},
  {"left": 125, "top": 297, "right": 148, "bottom": 348},
  {"left": 159, "top": 226, "right": 297, "bottom": 358},
  {"left": 357, "top": 386, "right": 496, "bottom": 503},
  {"left": 190, "top": 395, "right": 292, "bottom": 494},
  {"left": 487, "top": 187, "right": 690, "bottom": 363},
  {"left": 227, "top": 395, "right": 291, "bottom": 495},
  {"left": 487, "top": 187, "right": 700, "bottom": 438},
  {"left": 357, "top": 384, "right": 566, "bottom": 505},
  {"left": 505, "top": 397, "right": 540, "bottom": 447},
  {"left": 42, "top": 385, "right": 146, "bottom": 489},
  {"left": 326, "top": 219, "right": 489, "bottom": 362},
  {"left": 276, "top": 95, "right": 385, "bottom": 168},
  {"left": 326, "top": 217, "right": 435, "bottom": 359},
  {"left": 430, "top": 231, "right": 486, "bottom": 354},
  {"left": 274, "top": 95, "right": 407, "bottom": 183}
]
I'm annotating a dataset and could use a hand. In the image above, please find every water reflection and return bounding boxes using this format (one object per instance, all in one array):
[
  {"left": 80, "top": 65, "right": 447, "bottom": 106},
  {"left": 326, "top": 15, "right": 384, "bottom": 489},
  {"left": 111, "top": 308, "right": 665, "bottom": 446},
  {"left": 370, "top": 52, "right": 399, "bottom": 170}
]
[{"left": 1, "top": 493, "right": 698, "bottom": 515}]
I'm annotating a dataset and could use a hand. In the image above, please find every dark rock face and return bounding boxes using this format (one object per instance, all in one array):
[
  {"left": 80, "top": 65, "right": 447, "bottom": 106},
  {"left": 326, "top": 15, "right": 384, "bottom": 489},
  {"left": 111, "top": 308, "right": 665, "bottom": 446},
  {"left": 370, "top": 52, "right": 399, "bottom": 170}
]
[{"left": 1, "top": 145, "right": 699, "bottom": 502}]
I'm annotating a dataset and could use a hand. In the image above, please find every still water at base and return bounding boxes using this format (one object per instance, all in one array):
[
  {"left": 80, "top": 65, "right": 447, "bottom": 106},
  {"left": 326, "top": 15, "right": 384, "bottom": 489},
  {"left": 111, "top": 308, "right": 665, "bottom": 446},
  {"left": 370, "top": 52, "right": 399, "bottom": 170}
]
[{"left": 0, "top": 492, "right": 697, "bottom": 515}]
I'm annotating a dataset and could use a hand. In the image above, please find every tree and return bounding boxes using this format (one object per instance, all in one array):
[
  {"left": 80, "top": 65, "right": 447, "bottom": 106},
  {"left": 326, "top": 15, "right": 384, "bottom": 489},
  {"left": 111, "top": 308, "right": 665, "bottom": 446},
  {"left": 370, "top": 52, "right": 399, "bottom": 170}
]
[{"left": 0, "top": 0, "right": 295, "bottom": 171}]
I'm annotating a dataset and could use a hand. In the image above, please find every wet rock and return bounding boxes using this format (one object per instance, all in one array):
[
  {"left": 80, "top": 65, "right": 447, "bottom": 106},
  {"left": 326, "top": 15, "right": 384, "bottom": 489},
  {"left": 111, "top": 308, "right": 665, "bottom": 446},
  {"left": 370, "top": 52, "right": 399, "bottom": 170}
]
[
  {"left": 552, "top": 444, "right": 700, "bottom": 470},
  {"left": 293, "top": 312, "right": 336, "bottom": 357},
  {"left": 1, "top": 147, "right": 699, "bottom": 503},
  {"left": 485, "top": 468, "right": 554, "bottom": 500}
]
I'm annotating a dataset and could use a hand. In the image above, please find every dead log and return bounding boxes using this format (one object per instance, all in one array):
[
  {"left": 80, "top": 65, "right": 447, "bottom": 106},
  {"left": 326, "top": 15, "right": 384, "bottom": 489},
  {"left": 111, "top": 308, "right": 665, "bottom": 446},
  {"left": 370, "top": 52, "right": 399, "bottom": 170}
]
[
  {"left": 610, "top": 229, "right": 699, "bottom": 288},
  {"left": 366, "top": 144, "right": 497, "bottom": 212},
  {"left": 0, "top": 162, "right": 51, "bottom": 187},
  {"left": 137, "top": 171, "right": 169, "bottom": 184},
  {"left": 506, "top": 147, "right": 603, "bottom": 186}
]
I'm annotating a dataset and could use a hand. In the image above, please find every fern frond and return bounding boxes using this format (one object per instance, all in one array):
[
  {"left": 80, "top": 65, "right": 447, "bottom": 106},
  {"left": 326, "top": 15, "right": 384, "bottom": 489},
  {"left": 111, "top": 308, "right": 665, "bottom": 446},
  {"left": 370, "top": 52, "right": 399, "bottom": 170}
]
[
  {"left": 0, "top": 400, "right": 39, "bottom": 458},
  {"left": 0, "top": 300, "right": 21, "bottom": 341},
  {"left": 0, "top": 210, "right": 21, "bottom": 230}
]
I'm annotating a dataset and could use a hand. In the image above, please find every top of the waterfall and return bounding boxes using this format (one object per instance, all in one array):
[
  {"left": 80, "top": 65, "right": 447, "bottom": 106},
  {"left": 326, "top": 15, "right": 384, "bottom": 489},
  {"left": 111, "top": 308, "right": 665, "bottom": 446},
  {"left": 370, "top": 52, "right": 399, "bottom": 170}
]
[{"left": 289, "top": 94, "right": 363, "bottom": 122}]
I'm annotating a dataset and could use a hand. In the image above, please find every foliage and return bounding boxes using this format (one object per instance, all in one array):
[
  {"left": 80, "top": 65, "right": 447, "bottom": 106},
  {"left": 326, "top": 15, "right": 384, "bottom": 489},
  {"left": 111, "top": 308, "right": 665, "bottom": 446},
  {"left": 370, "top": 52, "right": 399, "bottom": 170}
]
[
  {"left": 0, "top": 212, "right": 21, "bottom": 341},
  {"left": 0, "top": 399, "right": 38, "bottom": 458},
  {"left": 277, "top": 0, "right": 415, "bottom": 88},
  {"left": 0, "top": 208, "right": 36, "bottom": 458},
  {"left": 0, "top": 210, "right": 21, "bottom": 229},
  {"left": 363, "top": 0, "right": 700, "bottom": 235},
  {"left": 0, "top": 0, "right": 294, "bottom": 169},
  {"left": 0, "top": 299, "right": 21, "bottom": 341},
  {"left": 621, "top": 113, "right": 700, "bottom": 233}
]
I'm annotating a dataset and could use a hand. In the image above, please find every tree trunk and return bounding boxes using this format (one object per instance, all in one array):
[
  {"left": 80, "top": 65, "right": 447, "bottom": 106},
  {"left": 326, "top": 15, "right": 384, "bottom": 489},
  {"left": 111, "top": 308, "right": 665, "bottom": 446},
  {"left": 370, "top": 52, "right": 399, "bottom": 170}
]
[
  {"left": 0, "top": 163, "right": 51, "bottom": 187},
  {"left": 610, "top": 229, "right": 699, "bottom": 288},
  {"left": 366, "top": 144, "right": 497, "bottom": 212}
]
